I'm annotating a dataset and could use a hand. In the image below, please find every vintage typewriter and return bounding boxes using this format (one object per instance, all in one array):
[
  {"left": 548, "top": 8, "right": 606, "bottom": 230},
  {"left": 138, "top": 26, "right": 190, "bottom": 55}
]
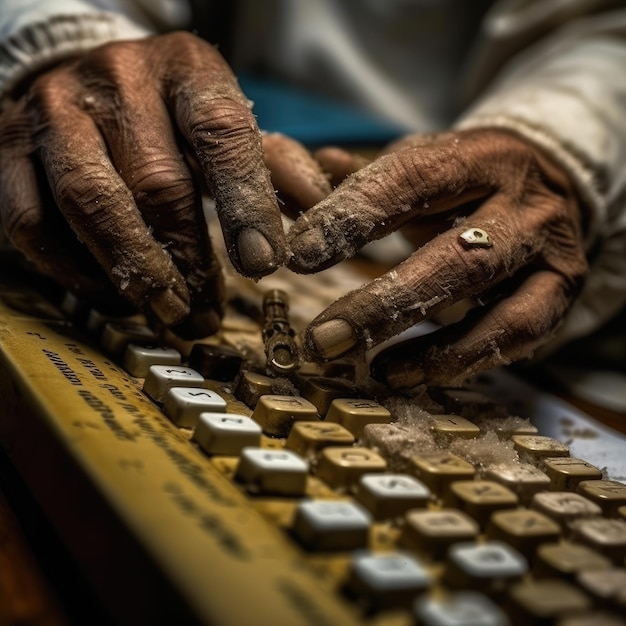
[{"left": 0, "top": 249, "right": 625, "bottom": 626}]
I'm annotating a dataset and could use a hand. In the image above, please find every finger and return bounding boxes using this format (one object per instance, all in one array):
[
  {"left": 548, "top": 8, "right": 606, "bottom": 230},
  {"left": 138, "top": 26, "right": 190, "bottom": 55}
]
[
  {"left": 88, "top": 74, "right": 224, "bottom": 336},
  {"left": 0, "top": 123, "right": 122, "bottom": 307},
  {"left": 312, "top": 146, "right": 371, "bottom": 187},
  {"left": 32, "top": 79, "right": 191, "bottom": 327},
  {"left": 288, "top": 134, "right": 494, "bottom": 272},
  {"left": 164, "top": 33, "right": 286, "bottom": 277},
  {"left": 262, "top": 132, "right": 333, "bottom": 218},
  {"left": 371, "top": 270, "right": 579, "bottom": 388},
  {"left": 301, "top": 196, "right": 542, "bottom": 361}
]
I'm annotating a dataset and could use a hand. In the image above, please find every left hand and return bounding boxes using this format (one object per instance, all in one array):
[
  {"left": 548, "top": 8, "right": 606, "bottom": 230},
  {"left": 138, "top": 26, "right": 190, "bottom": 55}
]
[{"left": 287, "top": 129, "right": 589, "bottom": 387}]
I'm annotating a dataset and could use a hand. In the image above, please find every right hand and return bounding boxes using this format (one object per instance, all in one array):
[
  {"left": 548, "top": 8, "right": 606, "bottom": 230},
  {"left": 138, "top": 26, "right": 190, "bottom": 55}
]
[{"left": 0, "top": 32, "right": 288, "bottom": 337}]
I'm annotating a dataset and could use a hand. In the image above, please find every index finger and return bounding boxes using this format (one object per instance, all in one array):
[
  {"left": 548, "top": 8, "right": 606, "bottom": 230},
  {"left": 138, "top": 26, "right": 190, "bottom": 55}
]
[
  {"left": 164, "top": 35, "right": 286, "bottom": 277},
  {"left": 287, "top": 133, "right": 497, "bottom": 273}
]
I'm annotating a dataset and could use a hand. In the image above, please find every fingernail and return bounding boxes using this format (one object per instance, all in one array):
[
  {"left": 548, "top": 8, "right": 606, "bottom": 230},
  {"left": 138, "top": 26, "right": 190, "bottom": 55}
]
[
  {"left": 384, "top": 360, "right": 425, "bottom": 390},
  {"left": 237, "top": 228, "right": 276, "bottom": 276},
  {"left": 150, "top": 287, "right": 189, "bottom": 326},
  {"left": 308, "top": 319, "right": 357, "bottom": 360},
  {"left": 289, "top": 227, "right": 334, "bottom": 271}
]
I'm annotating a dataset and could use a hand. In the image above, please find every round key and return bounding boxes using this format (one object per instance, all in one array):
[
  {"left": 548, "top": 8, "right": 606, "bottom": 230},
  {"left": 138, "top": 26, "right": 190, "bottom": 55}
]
[
  {"left": 235, "top": 448, "right": 308, "bottom": 496},
  {"left": 346, "top": 551, "right": 430, "bottom": 610},
  {"left": 292, "top": 499, "right": 371, "bottom": 550},
  {"left": 163, "top": 387, "right": 227, "bottom": 428},
  {"left": 534, "top": 541, "right": 611, "bottom": 579},
  {"left": 193, "top": 414, "right": 261, "bottom": 456},
  {"left": 142, "top": 365, "right": 205, "bottom": 403}
]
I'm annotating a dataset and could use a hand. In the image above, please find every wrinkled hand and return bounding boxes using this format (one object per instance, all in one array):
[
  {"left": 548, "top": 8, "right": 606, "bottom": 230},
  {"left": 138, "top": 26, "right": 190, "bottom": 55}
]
[
  {"left": 0, "top": 32, "right": 287, "bottom": 337},
  {"left": 287, "top": 129, "right": 588, "bottom": 387}
]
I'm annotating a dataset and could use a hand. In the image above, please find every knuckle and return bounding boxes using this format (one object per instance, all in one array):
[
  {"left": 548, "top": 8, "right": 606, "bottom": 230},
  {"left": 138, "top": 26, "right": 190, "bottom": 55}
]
[
  {"left": 4, "top": 203, "right": 42, "bottom": 249},
  {"left": 129, "top": 158, "right": 195, "bottom": 210}
]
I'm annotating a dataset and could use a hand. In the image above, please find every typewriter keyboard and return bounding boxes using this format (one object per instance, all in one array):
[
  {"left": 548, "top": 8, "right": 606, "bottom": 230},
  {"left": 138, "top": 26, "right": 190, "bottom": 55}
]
[{"left": 0, "top": 268, "right": 625, "bottom": 626}]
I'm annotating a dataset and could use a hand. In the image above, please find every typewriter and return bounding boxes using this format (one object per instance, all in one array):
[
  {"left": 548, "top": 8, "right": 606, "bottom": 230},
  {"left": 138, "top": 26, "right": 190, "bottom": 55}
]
[{"left": 0, "top": 250, "right": 625, "bottom": 626}]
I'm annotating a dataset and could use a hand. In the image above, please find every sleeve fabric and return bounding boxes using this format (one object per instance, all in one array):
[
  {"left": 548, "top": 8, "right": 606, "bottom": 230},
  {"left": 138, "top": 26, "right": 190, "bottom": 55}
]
[
  {"left": 456, "top": 1, "right": 626, "bottom": 352},
  {"left": 0, "top": 0, "right": 191, "bottom": 106}
]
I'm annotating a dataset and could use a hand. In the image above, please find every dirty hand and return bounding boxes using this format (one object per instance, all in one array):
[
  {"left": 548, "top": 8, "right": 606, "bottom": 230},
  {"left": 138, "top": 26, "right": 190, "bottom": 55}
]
[
  {"left": 0, "top": 32, "right": 287, "bottom": 337},
  {"left": 287, "top": 129, "right": 588, "bottom": 387}
]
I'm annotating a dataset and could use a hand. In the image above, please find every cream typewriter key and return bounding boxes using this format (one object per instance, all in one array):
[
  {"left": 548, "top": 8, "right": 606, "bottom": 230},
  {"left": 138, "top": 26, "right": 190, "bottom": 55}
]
[
  {"left": 325, "top": 398, "right": 392, "bottom": 437},
  {"left": 142, "top": 365, "right": 205, "bottom": 403},
  {"left": 414, "top": 591, "right": 510, "bottom": 626},
  {"left": 164, "top": 387, "right": 227, "bottom": 428},
  {"left": 292, "top": 499, "right": 371, "bottom": 550},
  {"left": 444, "top": 541, "right": 527, "bottom": 592},
  {"left": 193, "top": 414, "right": 261, "bottom": 456},
  {"left": 123, "top": 344, "right": 181, "bottom": 377},
  {"left": 251, "top": 395, "right": 319, "bottom": 437},
  {"left": 346, "top": 551, "right": 430, "bottom": 610},
  {"left": 355, "top": 473, "right": 431, "bottom": 519},
  {"left": 235, "top": 448, "right": 308, "bottom": 495},
  {"left": 101, "top": 322, "right": 157, "bottom": 356}
]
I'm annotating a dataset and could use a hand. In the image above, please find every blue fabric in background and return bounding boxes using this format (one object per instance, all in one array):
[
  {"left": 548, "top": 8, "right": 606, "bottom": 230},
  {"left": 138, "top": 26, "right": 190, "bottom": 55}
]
[{"left": 238, "top": 75, "right": 407, "bottom": 146}]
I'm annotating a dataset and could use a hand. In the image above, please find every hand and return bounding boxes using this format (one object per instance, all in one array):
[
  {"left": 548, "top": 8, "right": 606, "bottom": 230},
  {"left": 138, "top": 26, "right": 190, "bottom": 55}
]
[
  {"left": 287, "top": 129, "right": 588, "bottom": 387},
  {"left": 0, "top": 32, "right": 287, "bottom": 337}
]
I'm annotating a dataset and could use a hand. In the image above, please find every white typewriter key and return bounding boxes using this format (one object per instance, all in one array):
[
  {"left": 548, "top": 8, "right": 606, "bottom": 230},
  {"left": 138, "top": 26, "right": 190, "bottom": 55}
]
[
  {"left": 142, "top": 365, "right": 204, "bottom": 403},
  {"left": 292, "top": 499, "right": 371, "bottom": 550},
  {"left": 193, "top": 414, "right": 261, "bottom": 455},
  {"left": 414, "top": 591, "right": 510, "bottom": 626},
  {"left": 164, "top": 387, "right": 227, "bottom": 428},
  {"left": 235, "top": 448, "right": 308, "bottom": 495},
  {"left": 123, "top": 344, "right": 181, "bottom": 377},
  {"left": 444, "top": 541, "right": 527, "bottom": 590},
  {"left": 101, "top": 322, "right": 157, "bottom": 356},
  {"left": 355, "top": 473, "right": 431, "bottom": 519},
  {"left": 347, "top": 551, "right": 430, "bottom": 609}
]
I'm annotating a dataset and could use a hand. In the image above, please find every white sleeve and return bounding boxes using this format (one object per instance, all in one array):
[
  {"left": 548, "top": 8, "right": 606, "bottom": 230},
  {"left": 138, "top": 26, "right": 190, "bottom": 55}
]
[
  {"left": 0, "top": 0, "right": 191, "bottom": 103},
  {"left": 456, "top": 5, "right": 626, "bottom": 351}
]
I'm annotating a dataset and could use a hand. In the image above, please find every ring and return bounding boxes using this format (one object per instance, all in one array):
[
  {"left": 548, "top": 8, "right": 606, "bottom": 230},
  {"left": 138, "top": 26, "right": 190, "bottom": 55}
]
[{"left": 459, "top": 228, "right": 493, "bottom": 248}]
